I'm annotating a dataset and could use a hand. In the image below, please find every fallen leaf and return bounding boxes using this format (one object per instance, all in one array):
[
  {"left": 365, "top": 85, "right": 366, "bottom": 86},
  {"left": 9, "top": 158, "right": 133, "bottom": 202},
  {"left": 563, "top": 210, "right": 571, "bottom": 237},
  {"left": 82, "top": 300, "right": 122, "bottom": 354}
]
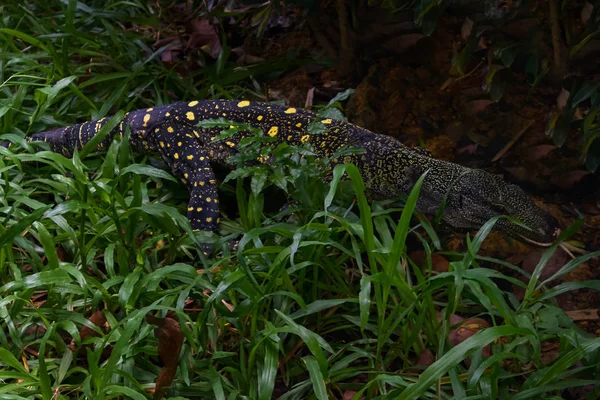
[
  {"left": 461, "top": 17, "right": 474, "bottom": 39},
  {"left": 505, "top": 166, "right": 535, "bottom": 182},
  {"left": 457, "top": 143, "right": 479, "bottom": 155},
  {"left": 409, "top": 250, "right": 449, "bottom": 272},
  {"left": 550, "top": 170, "right": 590, "bottom": 189},
  {"left": 343, "top": 390, "right": 364, "bottom": 400},
  {"left": 465, "top": 99, "right": 494, "bottom": 116},
  {"left": 509, "top": 247, "right": 572, "bottom": 300},
  {"left": 449, "top": 318, "right": 492, "bottom": 365},
  {"left": 382, "top": 34, "right": 426, "bottom": 54},
  {"left": 146, "top": 314, "right": 185, "bottom": 400},
  {"left": 566, "top": 309, "right": 600, "bottom": 321},
  {"left": 187, "top": 20, "right": 222, "bottom": 58},
  {"left": 556, "top": 88, "right": 570, "bottom": 110},
  {"left": 581, "top": 2, "right": 594, "bottom": 25},
  {"left": 527, "top": 144, "right": 556, "bottom": 161},
  {"left": 416, "top": 349, "right": 435, "bottom": 366},
  {"left": 71, "top": 310, "right": 108, "bottom": 353},
  {"left": 436, "top": 312, "right": 465, "bottom": 327}
]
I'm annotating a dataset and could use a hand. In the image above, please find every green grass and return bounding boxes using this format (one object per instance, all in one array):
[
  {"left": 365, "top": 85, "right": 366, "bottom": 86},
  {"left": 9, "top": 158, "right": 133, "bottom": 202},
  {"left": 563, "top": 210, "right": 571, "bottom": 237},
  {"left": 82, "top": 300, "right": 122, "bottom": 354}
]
[{"left": 1, "top": 2, "right": 600, "bottom": 399}]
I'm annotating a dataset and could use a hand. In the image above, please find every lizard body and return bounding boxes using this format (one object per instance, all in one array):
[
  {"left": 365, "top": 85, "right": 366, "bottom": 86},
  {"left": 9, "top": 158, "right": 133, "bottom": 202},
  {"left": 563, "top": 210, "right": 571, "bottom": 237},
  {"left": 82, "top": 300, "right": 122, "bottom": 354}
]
[{"left": 27, "top": 100, "right": 560, "bottom": 246}]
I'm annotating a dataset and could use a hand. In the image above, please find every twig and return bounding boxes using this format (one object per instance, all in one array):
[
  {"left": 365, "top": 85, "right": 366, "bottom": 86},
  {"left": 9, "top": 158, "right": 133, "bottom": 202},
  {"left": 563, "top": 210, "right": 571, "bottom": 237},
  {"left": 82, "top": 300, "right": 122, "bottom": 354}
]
[
  {"left": 492, "top": 120, "right": 535, "bottom": 162},
  {"left": 548, "top": 0, "right": 566, "bottom": 81},
  {"left": 565, "top": 309, "right": 600, "bottom": 321},
  {"left": 336, "top": 0, "right": 353, "bottom": 79}
]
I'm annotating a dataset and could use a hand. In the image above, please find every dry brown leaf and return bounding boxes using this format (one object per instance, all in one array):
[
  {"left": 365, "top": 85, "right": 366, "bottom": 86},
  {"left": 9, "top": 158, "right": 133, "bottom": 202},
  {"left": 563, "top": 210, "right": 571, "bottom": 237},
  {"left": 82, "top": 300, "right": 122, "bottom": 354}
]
[
  {"left": 556, "top": 88, "right": 570, "bottom": 110},
  {"left": 449, "top": 318, "right": 492, "bottom": 363},
  {"left": 527, "top": 144, "right": 556, "bottom": 161},
  {"left": 550, "top": 170, "right": 590, "bottom": 189},
  {"left": 409, "top": 250, "right": 449, "bottom": 272},
  {"left": 382, "top": 34, "right": 426, "bottom": 54},
  {"left": 464, "top": 99, "right": 494, "bottom": 116},
  {"left": 71, "top": 310, "right": 108, "bottom": 354},
  {"left": 187, "top": 20, "right": 222, "bottom": 58},
  {"left": 146, "top": 314, "right": 185, "bottom": 400},
  {"left": 343, "top": 390, "right": 365, "bottom": 400},
  {"left": 416, "top": 349, "right": 435, "bottom": 366},
  {"left": 581, "top": 2, "right": 594, "bottom": 25},
  {"left": 461, "top": 17, "right": 474, "bottom": 39},
  {"left": 565, "top": 309, "right": 600, "bottom": 321}
]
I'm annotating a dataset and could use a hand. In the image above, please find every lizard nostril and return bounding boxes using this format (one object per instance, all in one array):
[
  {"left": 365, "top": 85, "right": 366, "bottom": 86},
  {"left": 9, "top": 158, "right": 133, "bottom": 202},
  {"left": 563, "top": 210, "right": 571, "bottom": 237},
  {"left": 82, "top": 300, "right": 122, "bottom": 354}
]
[{"left": 553, "top": 228, "right": 561, "bottom": 238}]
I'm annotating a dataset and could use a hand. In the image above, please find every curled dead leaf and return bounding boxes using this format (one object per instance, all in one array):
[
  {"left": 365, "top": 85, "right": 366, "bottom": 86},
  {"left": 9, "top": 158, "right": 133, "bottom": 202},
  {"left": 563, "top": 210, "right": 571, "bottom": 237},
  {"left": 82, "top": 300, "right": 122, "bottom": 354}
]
[
  {"left": 465, "top": 99, "right": 494, "bottom": 116},
  {"left": 461, "top": 17, "right": 474, "bottom": 39},
  {"left": 527, "top": 144, "right": 556, "bottom": 161},
  {"left": 409, "top": 250, "right": 449, "bottom": 272},
  {"left": 581, "top": 2, "right": 594, "bottom": 25},
  {"left": 449, "top": 318, "right": 493, "bottom": 365},
  {"left": 416, "top": 349, "right": 435, "bottom": 366},
  {"left": 70, "top": 310, "right": 108, "bottom": 355},
  {"left": 556, "top": 88, "right": 570, "bottom": 110},
  {"left": 550, "top": 170, "right": 590, "bottom": 189},
  {"left": 146, "top": 314, "right": 185, "bottom": 400}
]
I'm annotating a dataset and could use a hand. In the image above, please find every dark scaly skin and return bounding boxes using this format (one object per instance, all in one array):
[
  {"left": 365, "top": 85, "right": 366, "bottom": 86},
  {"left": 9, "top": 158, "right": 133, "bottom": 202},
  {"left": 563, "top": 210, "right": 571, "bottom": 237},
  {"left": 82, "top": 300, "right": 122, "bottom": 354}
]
[{"left": 28, "top": 100, "right": 561, "bottom": 246}]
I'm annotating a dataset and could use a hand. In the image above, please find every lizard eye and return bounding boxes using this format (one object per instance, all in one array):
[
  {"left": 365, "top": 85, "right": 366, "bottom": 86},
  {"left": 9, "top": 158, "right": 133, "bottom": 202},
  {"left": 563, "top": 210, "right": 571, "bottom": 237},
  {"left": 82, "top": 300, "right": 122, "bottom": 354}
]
[{"left": 490, "top": 202, "right": 509, "bottom": 215}]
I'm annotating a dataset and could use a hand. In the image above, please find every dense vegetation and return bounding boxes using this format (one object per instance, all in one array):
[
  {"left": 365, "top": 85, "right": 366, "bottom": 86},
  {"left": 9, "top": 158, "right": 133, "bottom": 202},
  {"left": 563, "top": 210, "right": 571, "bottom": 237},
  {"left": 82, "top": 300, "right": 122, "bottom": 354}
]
[{"left": 0, "top": 1, "right": 599, "bottom": 399}]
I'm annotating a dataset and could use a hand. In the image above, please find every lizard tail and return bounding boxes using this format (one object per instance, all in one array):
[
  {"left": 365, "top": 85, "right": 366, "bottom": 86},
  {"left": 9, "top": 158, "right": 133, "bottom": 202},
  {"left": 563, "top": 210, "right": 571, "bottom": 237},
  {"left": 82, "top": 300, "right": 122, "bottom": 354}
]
[
  {"left": 1, "top": 127, "right": 72, "bottom": 153},
  {"left": 30, "top": 119, "right": 113, "bottom": 156}
]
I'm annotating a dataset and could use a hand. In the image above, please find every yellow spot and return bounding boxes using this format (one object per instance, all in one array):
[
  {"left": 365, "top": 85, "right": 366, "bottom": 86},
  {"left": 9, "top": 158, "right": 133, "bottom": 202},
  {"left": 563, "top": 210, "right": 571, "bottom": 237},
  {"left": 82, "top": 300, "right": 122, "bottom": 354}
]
[
  {"left": 284, "top": 107, "right": 297, "bottom": 114},
  {"left": 322, "top": 119, "right": 332, "bottom": 124},
  {"left": 194, "top": 182, "right": 198, "bottom": 187},
  {"left": 188, "top": 100, "right": 199, "bottom": 107},
  {"left": 186, "top": 112, "right": 195, "bottom": 121},
  {"left": 187, "top": 155, "right": 194, "bottom": 160},
  {"left": 165, "top": 112, "right": 171, "bottom": 117},
  {"left": 296, "top": 122, "right": 302, "bottom": 128},
  {"left": 146, "top": 108, "right": 153, "bottom": 112},
  {"left": 177, "top": 141, "right": 182, "bottom": 146},
  {"left": 188, "top": 207, "right": 193, "bottom": 211},
  {"left": 237, "top": 100, "right": 250, "bottom": 108},
  {"left": 206, "top": 197, "right": 211, "bottom": 202},
  {"left": 287, "top": 135, "right": 293, "bottom": 140},
  {"left": 257, "top": 115, "right": 263, "bottom": 121},
  {"left": 301, "top": 135, "right": 310, "bottom": 143},
  {"left": 200, "top": 181, "right": 205, "bottom": 186},
  {"left": 268, "top": 126, "right": 279, "bottom": 137},
  {"left": 174, "top": 153, "right": 179, "bottom": 159},
  {"left": 226, "top": 141, "right": 235, "bottom": 148},
  {"left": 229, "top": 125, "right": 234, "bottom": 129},
  {"left": 167, "top": 126, "right": 174, "bottom": 133},
  {"left": 184, "top": 173, "right": 189, "bottom": 178},
  {"left": 197, "top": 207, "right": 203, "bottom": 212},
  {"left": 143, "top": 114, "right": 151, "bottom": 125},
  {"left": 206, "top": 217, "right": 213, "bottom": 223},
  {"left": 200, "top": 156, "right": 205, "bottom": 161},
  {"left": 209, "top": 180, "right": 216, "bottom": 184}
]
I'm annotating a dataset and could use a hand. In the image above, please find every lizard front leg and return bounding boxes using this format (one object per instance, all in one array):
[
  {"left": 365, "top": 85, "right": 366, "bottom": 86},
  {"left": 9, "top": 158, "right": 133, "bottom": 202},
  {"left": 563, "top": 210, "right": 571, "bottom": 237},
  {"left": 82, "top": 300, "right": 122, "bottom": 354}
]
[{"left": 150, "top": 123, "right": 221, "bottom": 252}]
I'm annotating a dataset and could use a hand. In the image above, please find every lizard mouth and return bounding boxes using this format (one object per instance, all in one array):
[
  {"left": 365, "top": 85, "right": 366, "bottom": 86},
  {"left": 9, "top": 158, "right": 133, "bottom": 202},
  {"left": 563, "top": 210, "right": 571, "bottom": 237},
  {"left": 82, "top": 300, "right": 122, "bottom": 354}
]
[{"left": 517, "top": 227, "right": 561, "bottom": 247}]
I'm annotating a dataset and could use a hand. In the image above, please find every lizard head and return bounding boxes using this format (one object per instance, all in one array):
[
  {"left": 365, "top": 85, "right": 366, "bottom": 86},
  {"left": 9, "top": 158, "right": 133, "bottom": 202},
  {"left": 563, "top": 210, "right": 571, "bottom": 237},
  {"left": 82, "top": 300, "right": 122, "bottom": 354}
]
[{"left": 418, "top": 168, "right": 561, "bottom": 246}]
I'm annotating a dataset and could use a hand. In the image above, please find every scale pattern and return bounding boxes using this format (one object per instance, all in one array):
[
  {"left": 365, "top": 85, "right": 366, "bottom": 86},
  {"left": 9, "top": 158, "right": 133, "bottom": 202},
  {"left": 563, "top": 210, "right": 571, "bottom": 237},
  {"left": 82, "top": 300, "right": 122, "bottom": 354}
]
[{"left": 29, "top": 100, "right": 560, "bottom": 246}]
